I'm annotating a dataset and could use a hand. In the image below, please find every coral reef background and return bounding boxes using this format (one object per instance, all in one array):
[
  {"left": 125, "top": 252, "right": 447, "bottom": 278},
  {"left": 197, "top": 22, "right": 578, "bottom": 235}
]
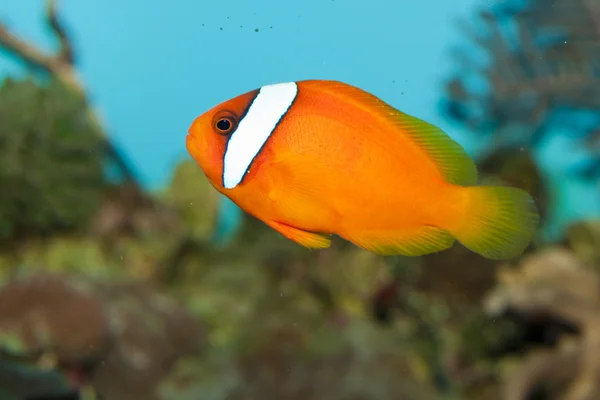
[{"left": 2, "top": 0, "right": 600, "bottom": 399}]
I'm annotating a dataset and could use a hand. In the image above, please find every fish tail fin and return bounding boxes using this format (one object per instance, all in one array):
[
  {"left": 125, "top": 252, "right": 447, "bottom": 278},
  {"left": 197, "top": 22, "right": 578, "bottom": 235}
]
[{"left": 446, "top": 185, "right": 539, "bottom": 260}]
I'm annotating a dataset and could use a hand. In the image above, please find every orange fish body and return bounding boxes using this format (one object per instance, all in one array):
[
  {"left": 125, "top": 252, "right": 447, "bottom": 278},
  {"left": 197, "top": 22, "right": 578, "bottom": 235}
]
[{"left": 187, "top": 80, "right": 539, "bottom": 259}]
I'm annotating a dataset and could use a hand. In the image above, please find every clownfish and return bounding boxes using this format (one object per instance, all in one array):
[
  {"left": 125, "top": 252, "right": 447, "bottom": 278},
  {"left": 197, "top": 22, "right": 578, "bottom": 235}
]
[{"left": 186, "top": 80, "right": 539, "bottom": 259}]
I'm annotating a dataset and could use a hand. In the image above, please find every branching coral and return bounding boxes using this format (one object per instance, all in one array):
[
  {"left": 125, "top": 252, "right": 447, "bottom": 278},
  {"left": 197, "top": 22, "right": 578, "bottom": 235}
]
[{"left": 443, "top": 0, "right": 600, "bottom": 177}]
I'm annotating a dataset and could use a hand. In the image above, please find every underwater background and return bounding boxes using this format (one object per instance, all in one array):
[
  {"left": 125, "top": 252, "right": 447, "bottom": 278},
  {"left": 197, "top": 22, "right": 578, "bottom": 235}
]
[{"left": 1, "top": 0, "right": 600, "bottom": 399}]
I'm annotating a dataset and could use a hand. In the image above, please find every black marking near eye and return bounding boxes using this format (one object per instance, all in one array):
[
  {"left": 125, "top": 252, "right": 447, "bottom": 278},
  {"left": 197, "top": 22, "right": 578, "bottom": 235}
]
[
  {"left": 216, "top": 118, "right": 231, "bottom": 132},
  {"left": 219, "top": 89, "right": 261, "bottom": 187}
]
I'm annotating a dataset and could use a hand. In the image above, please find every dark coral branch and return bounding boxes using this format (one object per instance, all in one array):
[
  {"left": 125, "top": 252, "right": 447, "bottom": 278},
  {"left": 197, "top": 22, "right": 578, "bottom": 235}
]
[
  {"left": 46, "top": 0, "right": 74, "bottom": 65},
  {"left": 0, "top": 23, "right": 60, "bottom": 75}
]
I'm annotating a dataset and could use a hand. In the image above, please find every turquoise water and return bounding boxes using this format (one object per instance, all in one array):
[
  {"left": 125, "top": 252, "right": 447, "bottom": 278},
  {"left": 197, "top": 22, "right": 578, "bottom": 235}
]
[{"left": 2, "top": 0, "right": 599, "bottom": 242}]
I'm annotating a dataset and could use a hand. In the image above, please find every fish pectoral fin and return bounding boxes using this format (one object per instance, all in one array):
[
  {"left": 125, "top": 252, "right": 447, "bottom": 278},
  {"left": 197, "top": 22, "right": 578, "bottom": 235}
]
[
  {"left": 266, "top": 220, "right": 332, "bottom": 249},
  {"left": 265, "top": 153, "right": 342, "bottom": 223},
  {"left": 342, "top": 225, "right": 455, "bottom": 256},
  {"left": 266, "top": 153, "right": 331, "bottom": 203}
]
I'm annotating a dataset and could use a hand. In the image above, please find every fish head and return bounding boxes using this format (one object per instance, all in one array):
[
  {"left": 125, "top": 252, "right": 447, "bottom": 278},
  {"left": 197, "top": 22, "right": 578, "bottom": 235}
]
[{"left": 186, "top": 88, "right": 260, "bottom": 191}]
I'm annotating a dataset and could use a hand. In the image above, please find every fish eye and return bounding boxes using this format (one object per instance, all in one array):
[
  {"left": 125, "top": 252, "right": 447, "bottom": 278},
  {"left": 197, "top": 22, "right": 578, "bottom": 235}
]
[{"left": 212, "top": 111, "right": 238, "bottom": 136}]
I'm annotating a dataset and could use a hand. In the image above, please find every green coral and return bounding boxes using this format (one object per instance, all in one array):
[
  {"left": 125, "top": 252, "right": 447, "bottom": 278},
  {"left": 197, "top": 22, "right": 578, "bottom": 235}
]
[{"left": 0, "top": 77, "right": 105, "bottom": 241}]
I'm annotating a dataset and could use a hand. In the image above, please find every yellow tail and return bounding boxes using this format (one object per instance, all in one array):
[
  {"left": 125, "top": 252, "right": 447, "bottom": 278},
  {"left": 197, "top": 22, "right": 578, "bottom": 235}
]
[{"left": 446, "top": 185, "right": 540, "bottom": 260}]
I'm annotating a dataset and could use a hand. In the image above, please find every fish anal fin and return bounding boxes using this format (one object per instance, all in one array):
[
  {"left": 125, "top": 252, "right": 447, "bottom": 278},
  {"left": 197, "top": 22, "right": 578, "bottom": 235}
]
[
  {"left": 300, "top": 79, "right": 478, "bottom": 186},
  {"left": 342, "top": 225, "right": 455, "bottom": 256},
  {"left": 266, "top": 220, "right": 332, "bottom": 249}
]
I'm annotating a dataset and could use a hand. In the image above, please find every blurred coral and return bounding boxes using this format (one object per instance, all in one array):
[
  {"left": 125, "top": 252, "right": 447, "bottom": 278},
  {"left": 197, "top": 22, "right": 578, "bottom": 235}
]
[
  {"left": 0, "top": 272, "right": 204, "bottom": 400},
  {"left": 0, "top": 0, "right": 143, "bottom": 193},
  {"left": 484, "top": 247, "right": 600, "bottom": 399},
  {"left": 0, "top": 78, "right": 105, "bottom": 243},
  {"left": 1, "top": 0, "right": 600, "bottom": 399},
  {"left": 565, "top": 219, "right": 600, "bottom": 269},
  {"left": 161, "top": 159, "right": 219, "bottom": 242},
  {"left": 442, "top": 0, "right": 600, "bottom": 178},
  {"left": 0, "top": 358, "right": 77, "bottom": 400}
]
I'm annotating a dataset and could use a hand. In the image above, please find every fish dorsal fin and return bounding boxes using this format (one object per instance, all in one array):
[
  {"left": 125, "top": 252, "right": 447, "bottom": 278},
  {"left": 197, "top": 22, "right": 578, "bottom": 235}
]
[{"left": 303, "top": 80, "right": 478, "bottom": 186}]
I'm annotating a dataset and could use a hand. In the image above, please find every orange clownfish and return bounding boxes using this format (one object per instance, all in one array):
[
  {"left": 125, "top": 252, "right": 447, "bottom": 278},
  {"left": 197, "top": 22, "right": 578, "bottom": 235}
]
[{"left": 186, "top": 80, "right": 539, "bottom": 259}]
